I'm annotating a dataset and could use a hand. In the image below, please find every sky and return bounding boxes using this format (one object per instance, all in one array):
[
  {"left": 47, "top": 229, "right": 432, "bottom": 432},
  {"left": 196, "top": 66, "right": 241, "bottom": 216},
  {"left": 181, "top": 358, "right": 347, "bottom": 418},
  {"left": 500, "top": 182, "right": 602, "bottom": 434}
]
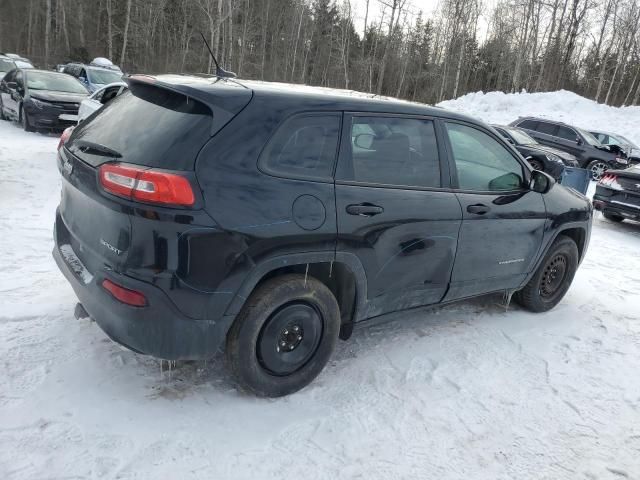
[{"left": 348, "top": 0, "right": 494, "bottom": 42}]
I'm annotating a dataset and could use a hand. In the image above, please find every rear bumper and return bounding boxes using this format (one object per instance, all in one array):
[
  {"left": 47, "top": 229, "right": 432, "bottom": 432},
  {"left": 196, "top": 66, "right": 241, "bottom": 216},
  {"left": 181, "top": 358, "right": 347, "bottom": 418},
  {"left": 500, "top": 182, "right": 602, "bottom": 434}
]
[
  {"left": 53, "top": 210, "right": 225, "bottom": 360},
  {"left": 593, "top": 194, "right": 640, "bottom": 220}
]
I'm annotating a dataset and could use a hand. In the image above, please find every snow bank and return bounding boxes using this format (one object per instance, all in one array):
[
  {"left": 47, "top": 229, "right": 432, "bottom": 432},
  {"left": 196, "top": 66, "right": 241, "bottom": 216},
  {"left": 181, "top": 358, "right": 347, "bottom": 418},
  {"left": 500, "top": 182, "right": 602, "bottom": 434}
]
[{"left": 438, "top": 89, "right": 640, "bottom": 144}]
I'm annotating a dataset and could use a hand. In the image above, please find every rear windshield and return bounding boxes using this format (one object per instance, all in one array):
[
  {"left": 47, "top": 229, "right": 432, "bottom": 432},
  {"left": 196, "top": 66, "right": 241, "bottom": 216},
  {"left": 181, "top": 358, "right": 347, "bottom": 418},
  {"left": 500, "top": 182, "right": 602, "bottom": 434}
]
[{"left": 69, "top": 83, "right": 212, "bottom": 170}]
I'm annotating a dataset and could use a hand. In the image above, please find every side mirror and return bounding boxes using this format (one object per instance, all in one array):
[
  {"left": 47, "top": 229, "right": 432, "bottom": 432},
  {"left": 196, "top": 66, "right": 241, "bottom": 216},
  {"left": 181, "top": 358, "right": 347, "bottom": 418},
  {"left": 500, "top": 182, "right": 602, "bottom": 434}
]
[
  {"left": 529, "top": 169, "right": 554, "bottom": 194},
  {"left": 506, "top": 137, "right": 515, "bottom": 145},
  {"left": 6, "top": 81, "right": 17, "bottom": 90},
  {"left": 354, "top": 133, "right": 375, "bottom": 150},
  {"left": 576, "top": 137, "right": 583, "bottom": 145}
]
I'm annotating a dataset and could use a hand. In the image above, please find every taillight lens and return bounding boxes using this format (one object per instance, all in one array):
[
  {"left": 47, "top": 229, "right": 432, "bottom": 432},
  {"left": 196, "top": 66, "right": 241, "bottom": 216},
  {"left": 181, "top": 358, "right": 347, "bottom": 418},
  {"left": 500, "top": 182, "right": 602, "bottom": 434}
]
[
  {"left": 102, "top": 279, "right": 147, "bottom": 307},
  {"left": 599, "top": 173, "right": 622, "bottom": 190},
  {"left": 99, "top": 163, "right": 195, "bottom": 206},
  {"left": 58, "top": 126, "right": 74, "bottom": 151}
]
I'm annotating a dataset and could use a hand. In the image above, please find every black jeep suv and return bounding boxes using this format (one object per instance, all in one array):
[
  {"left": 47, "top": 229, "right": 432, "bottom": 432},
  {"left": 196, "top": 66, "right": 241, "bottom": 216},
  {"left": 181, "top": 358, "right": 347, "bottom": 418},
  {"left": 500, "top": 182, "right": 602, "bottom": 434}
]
[
  {"left": 510, "top": 117, "right": 632, "bottom": 180},
  {"left": 54, "top": 75, "right": 592, "bottom": 397}
]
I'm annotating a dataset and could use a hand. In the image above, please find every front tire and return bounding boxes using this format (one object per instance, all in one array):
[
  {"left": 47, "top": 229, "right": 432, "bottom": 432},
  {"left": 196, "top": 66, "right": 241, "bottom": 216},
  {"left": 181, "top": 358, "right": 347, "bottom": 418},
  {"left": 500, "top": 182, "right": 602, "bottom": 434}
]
[
  {"left": 20, "top": 106, "right": 35, "bottom": 132},
  {"left": 587, "top": 160, "right": 608, "bottom": 180},
  {"left": 225, "top": 274, "right": 340, "bottom": 397},
  {"left": 515, "top": 236, "right": 579, "bottom": 313}
]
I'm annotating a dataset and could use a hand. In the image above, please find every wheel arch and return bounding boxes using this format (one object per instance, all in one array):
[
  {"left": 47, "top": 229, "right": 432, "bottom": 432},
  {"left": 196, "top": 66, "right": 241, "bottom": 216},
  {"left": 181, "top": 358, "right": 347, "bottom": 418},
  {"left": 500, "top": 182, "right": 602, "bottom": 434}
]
[{"left": 223, "top": 252, "right": 367, "bottom": 337}]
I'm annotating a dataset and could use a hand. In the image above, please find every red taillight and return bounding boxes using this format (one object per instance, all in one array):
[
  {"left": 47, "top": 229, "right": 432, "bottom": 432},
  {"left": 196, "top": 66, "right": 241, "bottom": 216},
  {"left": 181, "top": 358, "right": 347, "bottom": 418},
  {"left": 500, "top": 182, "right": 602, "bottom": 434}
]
[
  {"left": 599, "top": 173, "right": 621, "bottom": 190},
  {"left": 102, "top": 279, "right": 147, "bottom": 307},
  {"left": 99, "top": 163, "right": 195, "bottom": 206},
  {"left": 58, "top": 126, "right": 74, "bottom": 151}
]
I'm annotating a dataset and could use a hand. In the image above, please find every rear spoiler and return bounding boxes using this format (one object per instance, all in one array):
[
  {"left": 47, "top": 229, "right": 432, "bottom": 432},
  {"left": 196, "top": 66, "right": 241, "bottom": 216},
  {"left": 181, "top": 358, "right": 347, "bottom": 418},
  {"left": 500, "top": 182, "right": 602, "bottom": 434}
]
[{"left": 125, "top": 74, "right": 252, "bottom": 136}]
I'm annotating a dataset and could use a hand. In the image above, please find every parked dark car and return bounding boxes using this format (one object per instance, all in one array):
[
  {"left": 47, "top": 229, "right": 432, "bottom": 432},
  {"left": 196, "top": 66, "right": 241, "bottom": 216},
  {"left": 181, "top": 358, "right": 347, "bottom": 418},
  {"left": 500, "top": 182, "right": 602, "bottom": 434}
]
[
  {"left": 62, "top": 62, "right": 123, "bottom": 93},
  {"left": 492, "top": 125, "right": 579, "bottom": 179},
  {"left": 53, "top": 75, "right": 592, "bottom": 397},
  {"left": 590, "top": 130, "right": 640, "bottom": 163},
  {"left": 593, "top": 166, "right": 640, "bottom": 222},
  {"left": 510, "top": 117, "right": 632, "bottom": 180},
  {"left": 0, "top": 68, "right": 88, "bottom": 131},
  {"left": 0, "top": 54, "right": 33, "bottom": 79}
]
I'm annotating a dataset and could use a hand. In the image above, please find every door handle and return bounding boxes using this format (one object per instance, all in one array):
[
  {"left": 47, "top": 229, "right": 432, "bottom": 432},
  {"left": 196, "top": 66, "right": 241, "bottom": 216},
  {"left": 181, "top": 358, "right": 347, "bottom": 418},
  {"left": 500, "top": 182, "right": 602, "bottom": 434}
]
[
  {"left": 346, "top": 203, "right": 384, "bottom": 216},
  {"left": 467, "top": 204, "right": 490, "bottom": 215}
]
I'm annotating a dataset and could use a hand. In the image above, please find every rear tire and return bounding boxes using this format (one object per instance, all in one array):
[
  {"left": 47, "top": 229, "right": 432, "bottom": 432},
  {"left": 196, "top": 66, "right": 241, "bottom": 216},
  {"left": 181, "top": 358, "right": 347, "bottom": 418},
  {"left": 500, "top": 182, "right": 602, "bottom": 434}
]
[
  {"left": 20, "top": 106, "right": 35, "bottom": 132},
  {"left": 225, "top": 274, "right": 340, "bottom": 397},
  {"left": 515, "top": 236, "right": 579, "bottom": 313},
  {"left": 603, "top": 212, "right": 624, "bottom": 223}
]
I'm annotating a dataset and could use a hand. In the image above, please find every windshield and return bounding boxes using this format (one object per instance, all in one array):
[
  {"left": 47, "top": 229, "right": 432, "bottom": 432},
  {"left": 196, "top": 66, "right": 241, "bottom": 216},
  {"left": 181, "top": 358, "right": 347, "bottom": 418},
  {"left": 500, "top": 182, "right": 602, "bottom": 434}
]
[
  {"left": 506, "top": 128, "right": 537, "bottom": 145},
  {"left": 26, "top": 71, "right": 88, "bottom": 94},
  {"left": 87, "top": 68, "right": 123, "bottom": 85},
  {"left": 0, "top": 58, "right": 15, "bottom": 73},
  {"left": 577, "top": 128, "right": 601, "bottom": 146},
  {"left": 616, "top": 135, "right": 639, "bottom": 149}
]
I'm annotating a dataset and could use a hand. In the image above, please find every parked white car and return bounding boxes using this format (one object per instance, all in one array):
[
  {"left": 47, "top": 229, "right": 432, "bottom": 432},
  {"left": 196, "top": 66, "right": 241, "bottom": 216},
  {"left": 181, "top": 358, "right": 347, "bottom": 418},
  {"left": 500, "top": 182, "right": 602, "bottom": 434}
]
[{"left": 77, "top": 81, "right": 127, "bottom": 123}]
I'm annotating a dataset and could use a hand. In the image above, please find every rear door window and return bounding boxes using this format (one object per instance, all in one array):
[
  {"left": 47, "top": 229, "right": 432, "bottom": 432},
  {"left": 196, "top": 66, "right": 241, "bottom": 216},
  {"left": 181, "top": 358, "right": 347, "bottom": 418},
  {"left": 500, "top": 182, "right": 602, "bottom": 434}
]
[
  {"left": 259, "top": 113, "right": 341, "bottom": 181},
  {"left": 68, "top": 83, "right": 212, "bottom": 170},
  {"left": 339, "top": 116, "right": 441, "bottom": 188},
  {"left": 517, "top": 119, "right": 538, "bottom": 130},
  {"left": 537, "top": 121, "right": 558, "bottom": 136}
]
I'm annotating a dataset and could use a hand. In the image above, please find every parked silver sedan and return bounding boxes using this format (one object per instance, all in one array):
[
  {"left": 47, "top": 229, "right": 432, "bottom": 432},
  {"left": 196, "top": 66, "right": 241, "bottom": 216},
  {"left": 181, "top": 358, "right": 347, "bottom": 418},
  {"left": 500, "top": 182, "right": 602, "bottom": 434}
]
[{"left": 77, "top": 81, "right": 127, "bottom": 123}]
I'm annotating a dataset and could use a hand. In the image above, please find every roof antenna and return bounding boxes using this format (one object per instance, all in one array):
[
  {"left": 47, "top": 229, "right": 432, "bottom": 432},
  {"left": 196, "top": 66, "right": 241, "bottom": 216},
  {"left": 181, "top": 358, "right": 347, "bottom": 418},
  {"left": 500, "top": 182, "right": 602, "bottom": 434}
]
[{"left": 200, "top": 32, "right": 237, "bottom": 78}]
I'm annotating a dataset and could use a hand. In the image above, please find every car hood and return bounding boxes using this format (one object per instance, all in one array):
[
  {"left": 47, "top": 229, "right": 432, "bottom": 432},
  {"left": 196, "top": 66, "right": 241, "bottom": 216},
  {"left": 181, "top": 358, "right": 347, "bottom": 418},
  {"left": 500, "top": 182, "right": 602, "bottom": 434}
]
[
  {"left": 29, "top": 91, "right": 88, "bottom": 103},
  {"left": 518, "top": 144, "right": 577, "bottom": 161}
]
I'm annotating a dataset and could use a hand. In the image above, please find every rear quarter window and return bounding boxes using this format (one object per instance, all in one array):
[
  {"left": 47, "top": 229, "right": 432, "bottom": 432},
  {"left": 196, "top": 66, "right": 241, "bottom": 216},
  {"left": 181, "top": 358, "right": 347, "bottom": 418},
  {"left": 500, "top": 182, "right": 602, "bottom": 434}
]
[
  {"left": 69, "top": 83, "right": 212, "bottom": 170},
  {"left": 258, "top": 113, "right": 341, "bottom": 181},
  {"left": 517, "top": 119, "right": 538, "bottom": 130}
]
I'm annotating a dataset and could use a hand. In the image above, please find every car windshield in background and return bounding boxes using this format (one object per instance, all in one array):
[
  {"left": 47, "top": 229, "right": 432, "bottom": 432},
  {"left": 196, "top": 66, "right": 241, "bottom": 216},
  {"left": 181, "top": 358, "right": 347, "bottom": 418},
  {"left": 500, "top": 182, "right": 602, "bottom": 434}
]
[
  {"left": 0, "top": 58, "right": 15, "bottom": 73},
  {"left": 507, "top": 128, "right": 537, "bottom": 145},
  {"left": 87, "top": 68, "right": 122, "bottom": 85},
  {"left": 617, "top": 135, "right": 639, "bottom": 149},
  {"left": 577, "top": 128, "right": 601, "bottom": 146},
  {"left": 26, "top": 71, "right": 87, "bottom": 93}
]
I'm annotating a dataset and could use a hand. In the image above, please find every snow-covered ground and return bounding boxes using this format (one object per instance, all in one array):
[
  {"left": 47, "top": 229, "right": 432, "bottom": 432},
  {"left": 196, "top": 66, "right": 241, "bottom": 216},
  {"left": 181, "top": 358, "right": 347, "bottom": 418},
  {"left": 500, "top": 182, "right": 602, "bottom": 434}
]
[{"left": 1, "top": 91, "right": 640, "bottom": 480}]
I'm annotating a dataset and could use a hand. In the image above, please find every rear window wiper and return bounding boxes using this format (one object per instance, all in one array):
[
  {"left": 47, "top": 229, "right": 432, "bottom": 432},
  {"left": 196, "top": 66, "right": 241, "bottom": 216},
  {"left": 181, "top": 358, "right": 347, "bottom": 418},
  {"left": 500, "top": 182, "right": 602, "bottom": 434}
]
[{"left": 71, "top": 140, "right": 122, "bottom": 158}]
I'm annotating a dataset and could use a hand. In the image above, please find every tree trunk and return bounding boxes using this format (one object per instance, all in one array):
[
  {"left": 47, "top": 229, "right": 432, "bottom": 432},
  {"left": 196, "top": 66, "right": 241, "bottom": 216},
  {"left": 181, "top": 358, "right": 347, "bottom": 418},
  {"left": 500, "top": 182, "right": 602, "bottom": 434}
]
[
  {"left": 45, "top": 0, "right": 51, "bottom": 67},
  {"left": 120, "top": 0, "right": 133, "bottom": 67},
  {"left": 376, "top": 0, "right": 399, "bottom": 95}
]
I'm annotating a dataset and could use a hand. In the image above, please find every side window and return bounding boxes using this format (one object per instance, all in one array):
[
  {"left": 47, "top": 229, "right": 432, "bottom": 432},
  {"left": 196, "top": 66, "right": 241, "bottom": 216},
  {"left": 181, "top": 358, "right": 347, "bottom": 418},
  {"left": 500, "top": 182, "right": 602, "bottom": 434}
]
[
  {"left": 518, "top": 119, "right": 538, "bottom": 130},
  {"left": 259, "top": 114, "right": 340, "bottom": 181},
  {"left": 556, "top": 125, "right": 577, "bottom": 142},
  {"left": 537, "top": 121, "right": 557, "bottom": 135},
  {"left": 79, "top": 69, "right": 87, "bottom": 81},
  {"left": 446, "top": 122, "right": 525, "bottom": 192},
  {"left": 593, "top": 133, "right": 606, "bottom": 143},
  {"left": 3, "top": 70, "right": 15, "bottom": 83},
  {"left": 340, "top": 116, "right": 441, "bottom": 188},
  {"left": 15, "top": 71, "right": 23, "bottom": 87}
]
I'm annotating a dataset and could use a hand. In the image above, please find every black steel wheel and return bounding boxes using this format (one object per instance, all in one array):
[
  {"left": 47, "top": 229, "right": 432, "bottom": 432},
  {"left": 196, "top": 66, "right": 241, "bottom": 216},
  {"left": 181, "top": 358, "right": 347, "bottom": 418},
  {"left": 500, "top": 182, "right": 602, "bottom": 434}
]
[
  {"left": 257, "top": 302, "right": 323, "bottom": 376},
  {"left": 225, "top": 274, "right": 340, "bottom": 397},
  {"left": 539, "top": 253, "right": 568, "bottom": 299},
  {"left": 515, "top": 235, "right": 579, "bottom": 312}
]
